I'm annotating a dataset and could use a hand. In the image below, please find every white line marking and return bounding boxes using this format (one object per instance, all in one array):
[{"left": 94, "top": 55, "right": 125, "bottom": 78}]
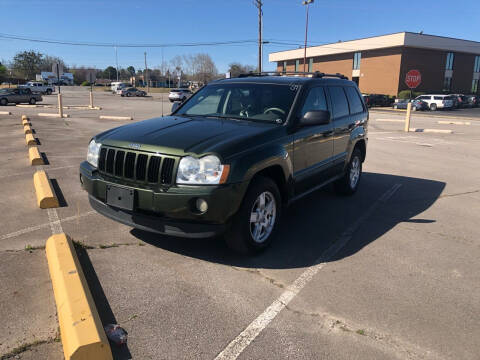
[
  {"left": 437, "top": 120, "right": 470, "bottom": 125},
  {"left": 47, "top": 208, "right": 63, "bottom": 234},
  {"left": 375, "top": 119, "right": 404, "bottom": 123},
  {"left": 215, "top": 183, "right": 402, "bottom": 360},
  {"left": 0, "top": 211, "right": 95, "bottom": 240}
]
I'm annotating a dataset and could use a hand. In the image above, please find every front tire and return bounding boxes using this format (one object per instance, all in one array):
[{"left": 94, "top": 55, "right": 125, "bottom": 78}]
[
  {"left": 225, "top": 176, "right": 281, "bottom": 254},
  {"left": 334, "top": 148, "right": 362, "bottom": 195},
  {"left": 46, "top": 89, "right": 52, "bottom": 95},
  {"left": 430, "top": 103, "right": 437, "bottom": 111},
  {"left": 0, "top": 98, "right": 7, "bottom": 106},
  {"left": 29, "top": 98, "right": 36, "bottom": 105}
]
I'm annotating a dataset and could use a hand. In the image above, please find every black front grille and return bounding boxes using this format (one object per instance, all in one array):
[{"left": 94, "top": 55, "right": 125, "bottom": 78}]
[{"left": 98, "top": 146, "right": 176, "bottom": 185}]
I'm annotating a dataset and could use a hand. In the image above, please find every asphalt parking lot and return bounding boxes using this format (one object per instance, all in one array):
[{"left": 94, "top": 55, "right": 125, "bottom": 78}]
[{"left": 1, "top": 87, "right": 479, "bottom": 360}]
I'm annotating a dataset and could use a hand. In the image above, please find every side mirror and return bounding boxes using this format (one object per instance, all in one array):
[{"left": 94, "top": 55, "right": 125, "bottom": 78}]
[
  {"left": 299, "top": 110, "right": 330, "bottom": 126},
  {"left": 171, "top": 101, "right": 181, "bottom": 114}
]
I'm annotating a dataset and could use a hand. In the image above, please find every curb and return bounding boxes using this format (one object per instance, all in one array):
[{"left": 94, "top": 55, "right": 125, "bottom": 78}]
[
  {"left": 24, "top": 124, "right": 33, "bottom": 134},
  {"left": 38, "top": 113, "right": 70, "bottom": 118},
  {"left": 370, "top": 108, "right": 480, "bottom": 121},
  {"left": 33, "top": 170, "right": 59, "bottom": 208},
  {"left": 29, "top": 147, "right": 44, "bottom": 165},
  {"left": 46, "top": 233, "right": 113, "bottom": 360},
  {"left": 100, "top": 115, "right": 133, "bottom": 121},
  {"left": 26, "top": 133, "right": 37, "bottom": 145},
  {"left": 0, "top": 110, "right": 11, "bottom": 115}
]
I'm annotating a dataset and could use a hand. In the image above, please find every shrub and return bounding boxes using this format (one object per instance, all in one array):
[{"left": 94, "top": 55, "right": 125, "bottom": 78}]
[
  {"left": 398, "top": 90, "right": 425, "bottom": 99},
  {"left": 81, "top": 81, "right": 91, "bottom": 86}
]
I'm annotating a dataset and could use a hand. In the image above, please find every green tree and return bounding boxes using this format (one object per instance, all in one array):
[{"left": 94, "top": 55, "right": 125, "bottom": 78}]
[
  {"left": 0, "top": 62, "right": 7, "bottom": 81},
  {"left": 127, "top": 66, "right": 135, "bottom": 76},
  {"left": 12, "top": 51, "right": 43, "bottom": 80},
  {"left": 103, "top": 66, "right": 117, "bottom": 80}
]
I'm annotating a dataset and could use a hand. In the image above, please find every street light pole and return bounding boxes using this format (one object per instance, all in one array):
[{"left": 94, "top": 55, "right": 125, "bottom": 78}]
[
  {"left": 115, "top": 46, "right": 119, "bottom": 82},
  {"left": 255, "top": 0, "right": 263, "bottom": 73},
  {"left": 302, "top": 0, "right": 314, "bottom": 73}
]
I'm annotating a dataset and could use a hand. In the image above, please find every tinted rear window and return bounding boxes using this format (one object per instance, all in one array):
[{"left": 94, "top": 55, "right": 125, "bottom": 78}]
[
  {"left": 329, "top": 86, "right": 349, "bottom": 119},
  {"left": 345, "top": 87, "right": 364, "bottom": 114}
]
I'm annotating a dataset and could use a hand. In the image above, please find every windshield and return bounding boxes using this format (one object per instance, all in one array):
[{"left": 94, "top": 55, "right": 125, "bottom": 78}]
[{"left": 176, "top": 82, "right": 299, "bottom": 123}]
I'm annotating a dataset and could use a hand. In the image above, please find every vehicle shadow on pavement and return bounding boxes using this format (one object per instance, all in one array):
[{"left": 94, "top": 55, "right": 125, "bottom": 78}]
[
  {"left": 132, "top": 172, "right": 445, "bottom": 270},
  {"left": 76, "top": 247, "right": 133, "bottom": 360}
]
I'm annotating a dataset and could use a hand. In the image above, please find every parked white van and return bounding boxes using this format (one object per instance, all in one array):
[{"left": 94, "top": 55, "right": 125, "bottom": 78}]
[
  {"left": 415, "top": 94, "right": 454, "bottom": 111},
  {"left": 111, "top": 82, "right": 130, "bottom": 94}
]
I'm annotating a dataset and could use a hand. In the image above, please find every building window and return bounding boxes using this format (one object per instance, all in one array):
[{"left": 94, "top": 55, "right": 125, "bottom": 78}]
[
  {"left": 353, "top": 52, "right": 361, "bottom": 70},
  {"left": 295, "top": 59, "right": 300, "bottom": 72},
  {"left": 472, "top": 79, "right": 479, "bottom": 94},
  {"left": 282, "top": 61, "right": 287, "bottom": 73},
  {"left": 446, "top": 52, "right": 455, "bottom": 70},
  {"left": 474, "top": 56, "right": 480, "bottom": 73},
  {"left": 308, "top": 58, "right": 313, "bottom": 72},
  {"left": 443, "top": 76, "right": 452, "bottom": 91}
]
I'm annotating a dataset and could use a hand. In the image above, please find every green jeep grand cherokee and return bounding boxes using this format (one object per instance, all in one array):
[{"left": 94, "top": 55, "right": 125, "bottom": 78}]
[{"left": 80, "top": 72, "right": 368, "bottom": 253}]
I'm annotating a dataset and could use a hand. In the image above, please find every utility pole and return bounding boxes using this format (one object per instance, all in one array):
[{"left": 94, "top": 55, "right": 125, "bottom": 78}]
[
  {"left": 144, "top": 51, "right": 149, "bottom": 93},
  {"left": 115, "top": 46, "right": 119, "bottom": 81},
  {"left": 302, "top": 0, "right": 314, "bottom": 73},
  {"left": 255, "top": 0, "right": 263, "bottom": 73}
]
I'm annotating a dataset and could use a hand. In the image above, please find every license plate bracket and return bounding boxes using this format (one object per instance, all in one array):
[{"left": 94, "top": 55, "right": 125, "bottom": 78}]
[{"left": 106, "top": 185, "right": 134, "bottom": 211}]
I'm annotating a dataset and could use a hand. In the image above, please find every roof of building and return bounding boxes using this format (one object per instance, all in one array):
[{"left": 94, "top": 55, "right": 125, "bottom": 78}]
[{"left": 269, "top": 32, "right": 480, "bottom": 62}]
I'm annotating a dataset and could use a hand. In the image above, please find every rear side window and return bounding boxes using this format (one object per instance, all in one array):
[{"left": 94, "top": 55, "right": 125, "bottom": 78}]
[
  {"left": 300, "top": 87, "right": 328, "bottom": 117},
  {"left": 344, "top": 87, "right": 364, "bottom": 114},
  {"left": 434, "top": 96, "right": 443, "bottom": 100},
  {"left": 329, "top": 86, "right": 349, "bottom": 119}
]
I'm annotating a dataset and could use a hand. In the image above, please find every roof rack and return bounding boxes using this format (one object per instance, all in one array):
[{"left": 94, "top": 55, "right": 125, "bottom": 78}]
[{"left": 236, "top": 71, "right": 348, "bottom": 80}]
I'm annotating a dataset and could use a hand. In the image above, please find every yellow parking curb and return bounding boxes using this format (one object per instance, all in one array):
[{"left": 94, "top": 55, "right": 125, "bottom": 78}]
[
  {"left": 24, "top": 124, "right": 33, "bottom": 134},
  {"left": 22, "top": 119, "right": 31, "bottom": 126},
  {"left": 22, "top": 115, "right": 29, "bottom": 121},
  {"left": 29, "top": 147, "right": 44, "bottom": 165},
  {"left": 26, "top": 133, "right": 37, "bottom": 146},
  {"left": 33, "top": 170, "right": 59, "bottom": 208},
  {"left": 46, "top": 233, "right": 113, "bottom": 360}
]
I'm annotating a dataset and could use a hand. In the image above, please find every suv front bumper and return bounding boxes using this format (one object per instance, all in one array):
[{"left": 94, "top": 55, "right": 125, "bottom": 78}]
[{"left": 80, "top": 161, "right": 248, "bottom": 238}]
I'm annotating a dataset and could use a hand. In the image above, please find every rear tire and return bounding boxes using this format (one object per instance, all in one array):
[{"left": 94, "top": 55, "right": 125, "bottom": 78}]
[
  {"left": 0, "top": 98, "right": 7, "bottom": 106},
  {"left": 46, "top": 89, "right": 52, "bottom": 95},
  {"left": 430, "top": 103, "right": 437, "bottom": 111},
  {"left": 393, "top": 105, "right": 398, "bottom": 109},
  {"left": 225, "top": 176, "right": 281, "bottom": 254},
  {"left": 29, "top": 98, "right": 36, "bottom": 105},
  {"left": 334, "top": 148, "right": 362, "bottom": 195}
]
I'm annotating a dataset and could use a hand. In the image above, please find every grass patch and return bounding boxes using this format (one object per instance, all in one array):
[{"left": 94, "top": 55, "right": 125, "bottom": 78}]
[
  {"left": 1, "top": 339, "right": 47, "bottom": 359},
  {"left": 99, "top": 243, "right": 119, "bottom": 249},
  {"left": 24, "top": 244, "right": 44, "bottom": 252},
  {"left": 72, "top": 240, "right": 94, "bottom": 249},
  {"left": 356, "top": 329, "right": 366, "bottom": 336}
]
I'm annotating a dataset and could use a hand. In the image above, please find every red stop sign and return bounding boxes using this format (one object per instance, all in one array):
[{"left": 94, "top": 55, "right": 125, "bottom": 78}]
[{"left": 405, "top": 70, "right": 421, "bottom": 89}]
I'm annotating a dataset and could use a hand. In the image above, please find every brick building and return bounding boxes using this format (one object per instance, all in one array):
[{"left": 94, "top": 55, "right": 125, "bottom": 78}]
[{"left": 269, "top": 32, "right": 480, "bottom": 96}]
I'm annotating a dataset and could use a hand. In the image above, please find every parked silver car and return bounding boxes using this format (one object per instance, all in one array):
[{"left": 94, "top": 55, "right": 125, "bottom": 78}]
[
  {"left": 120, "top": 87, "right": 146, "bottom": 97},
  {"left": 168, "top": 88, "right": 192, "bottom": 102},
  {"left": 0, "top": 88, "right": 43, "bottom": 105}
]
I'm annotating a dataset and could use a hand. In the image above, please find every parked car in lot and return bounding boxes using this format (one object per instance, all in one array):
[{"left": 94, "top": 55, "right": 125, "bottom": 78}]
[
  {"left": 393, "top": 99, "right": 428, "bottom": 111},
  {"left": 448, "top": 94, "right": 469, "bottom": 108},
  {"left": 168, "top": 88, "right": 192, "bottom": 102},
  {"left": 120, "top": 87, "right": 146, "bottom": 97},
  {"left": 111, "top": 82, "right": 130, "bottom": 94},
  {"left": 414, "top": 94, "right": 454, "bottom": 111},
  {"left": 0, "top": 88, "right": 42, "bottom": 105},
  {"left": 363, "top": 94, "right": 393, "bottom": 107},
  {"left": 466, "top": 94, "right": 479, "bottom": 107},
  {"left": 19, "top": 81, "right": 55, "bottom": 95},
  {"left": 80, "top": 72, "right": 368, "bottom": 253}
]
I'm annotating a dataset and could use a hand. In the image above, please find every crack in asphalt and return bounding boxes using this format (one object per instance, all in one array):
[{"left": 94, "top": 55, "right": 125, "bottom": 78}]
[
  {"left": 230, "top": 267, "right": 286, "bottom": 290},
  {"left": 281, "top": 303, "right": 444, "bottom": 360}
]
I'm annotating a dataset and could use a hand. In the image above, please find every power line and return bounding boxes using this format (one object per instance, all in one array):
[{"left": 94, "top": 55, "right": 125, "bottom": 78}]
[{"left": 0, "top": 33, "right": 258, "bottom": 48}]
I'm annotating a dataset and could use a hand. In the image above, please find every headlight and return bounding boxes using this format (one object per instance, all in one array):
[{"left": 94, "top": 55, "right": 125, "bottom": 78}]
[
  {"left": 176, "top": 155, "right": 229, "bottom": 185},
  {"left": 86, "top": 139, "right": 101, "bottom": 167}
]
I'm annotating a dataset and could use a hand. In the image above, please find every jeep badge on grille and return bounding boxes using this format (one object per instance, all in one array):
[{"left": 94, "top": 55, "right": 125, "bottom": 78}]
[{"left": 128, "top": 143, "right": 141, "bottom": 149}]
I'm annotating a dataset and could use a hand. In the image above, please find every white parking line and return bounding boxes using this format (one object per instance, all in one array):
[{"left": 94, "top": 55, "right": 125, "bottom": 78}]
[
  {"left": 0, "top": 211, "right": 95, "bottom": 241},
  {"left": 215, "top": 183, "right": 402, "bottom": 360},
  {"left": 0, "top": 165, "right": 77, "bottom": 179}
]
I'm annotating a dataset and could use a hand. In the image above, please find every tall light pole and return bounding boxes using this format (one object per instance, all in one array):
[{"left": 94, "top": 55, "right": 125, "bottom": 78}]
[
  {"left": 302, "top": 0, "right": 314, "bottom": 73},
  {"left": 115, "top": 46, "right": 119, "bottom": 81},
  {"left": 255, "top": 0, "right": 263, "bottom": 73}
]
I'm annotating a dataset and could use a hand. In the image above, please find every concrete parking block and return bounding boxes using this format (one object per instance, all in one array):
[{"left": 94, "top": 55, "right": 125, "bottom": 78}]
[
  {"left": 29, "top": 146, "right": 44, "bottom": 165},
  {"left": 46, "top": 233, "right": 112, "bottom": 360},
  {"left": 38, "top": 113, "right": 70, "bottom": 118},
  {"left": 33, "top": 170, "right": 59, "bottom": 209},
  {"left": 99, "top": 115, "right": 133, "bottom": 120},
  {"left": 26, "top": 133, "right": 37, "bottom": 145}
]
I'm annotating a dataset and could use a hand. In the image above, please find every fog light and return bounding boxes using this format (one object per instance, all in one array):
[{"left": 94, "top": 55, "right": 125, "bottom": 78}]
[{"left": 196, "top": 198, "right": 208, "bottom": 213}]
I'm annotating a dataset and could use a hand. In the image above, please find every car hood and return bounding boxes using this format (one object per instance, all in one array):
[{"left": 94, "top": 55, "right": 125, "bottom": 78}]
[{"left": 95, "top": 115, "right": 281, "bottom": 159}]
